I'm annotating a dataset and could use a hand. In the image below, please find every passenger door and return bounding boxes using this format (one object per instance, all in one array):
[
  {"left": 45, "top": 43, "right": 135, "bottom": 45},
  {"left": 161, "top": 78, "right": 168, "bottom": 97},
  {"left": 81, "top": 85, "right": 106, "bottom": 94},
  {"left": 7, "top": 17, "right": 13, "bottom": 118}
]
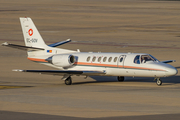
[{"left": 117, "top": 55, "right": 126, "bottom": 68}]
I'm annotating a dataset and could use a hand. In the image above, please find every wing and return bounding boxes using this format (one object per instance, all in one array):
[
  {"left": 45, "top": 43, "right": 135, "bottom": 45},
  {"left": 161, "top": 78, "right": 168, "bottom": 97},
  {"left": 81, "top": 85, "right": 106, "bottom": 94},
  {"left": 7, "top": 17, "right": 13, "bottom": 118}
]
[
  {"left": 161, "top": 60, "right": 176, "bottom": 63},
  {"left": 13, "top": 69, "right": 106, "bottom": 76},
  {"left": 2, "top": 42, "right": 44, "bottom": 51}
]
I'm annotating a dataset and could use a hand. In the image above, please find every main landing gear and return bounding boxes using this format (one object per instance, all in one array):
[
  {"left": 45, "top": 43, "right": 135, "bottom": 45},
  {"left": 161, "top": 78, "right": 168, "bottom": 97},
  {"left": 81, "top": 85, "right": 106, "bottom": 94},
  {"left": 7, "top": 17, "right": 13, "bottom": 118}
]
[
  {"left": 65, "top": 76, "right": 72, "bottom": 85},
  {"left": 117, "top": 76, "right": 125, "bottom": 82},
  {"left": 154, "top": 78, "right": 162, "bottom": 86}
]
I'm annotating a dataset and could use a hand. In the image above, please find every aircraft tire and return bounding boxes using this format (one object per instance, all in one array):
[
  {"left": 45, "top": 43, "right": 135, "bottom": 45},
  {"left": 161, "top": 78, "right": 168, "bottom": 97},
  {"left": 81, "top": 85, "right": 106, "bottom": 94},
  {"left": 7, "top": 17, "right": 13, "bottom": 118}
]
[
  {"left": 156, "top": 78, "right": 162, "bottom": 86},
  {"left": 65, "top": 77, "right": 72, "bottom": 85},
  {"left": 117, "top": 76, "right": 124, "bottom": 82}
]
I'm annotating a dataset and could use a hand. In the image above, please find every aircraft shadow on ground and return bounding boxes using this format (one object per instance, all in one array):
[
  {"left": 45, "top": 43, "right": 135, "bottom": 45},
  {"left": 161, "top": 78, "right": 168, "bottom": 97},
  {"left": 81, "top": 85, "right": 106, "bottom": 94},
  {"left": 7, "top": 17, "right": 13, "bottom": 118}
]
[{"left": 73, "top": 75, "right": 180, "bottom": 85}]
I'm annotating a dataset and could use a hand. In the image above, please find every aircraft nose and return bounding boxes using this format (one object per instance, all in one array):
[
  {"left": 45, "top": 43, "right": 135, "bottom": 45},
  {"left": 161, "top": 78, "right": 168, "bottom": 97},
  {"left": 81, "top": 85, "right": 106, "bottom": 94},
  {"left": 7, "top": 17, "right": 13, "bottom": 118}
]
[{"left": 165, "top": 67, "right": 178, "bottom": 77}]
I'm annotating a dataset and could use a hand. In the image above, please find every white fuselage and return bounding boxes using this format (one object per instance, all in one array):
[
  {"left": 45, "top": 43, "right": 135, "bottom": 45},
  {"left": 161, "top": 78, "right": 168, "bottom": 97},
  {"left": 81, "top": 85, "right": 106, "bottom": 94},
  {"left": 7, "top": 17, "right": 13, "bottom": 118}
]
[{"left": 29, "top": 52, "right": 178, "bottom": 78}]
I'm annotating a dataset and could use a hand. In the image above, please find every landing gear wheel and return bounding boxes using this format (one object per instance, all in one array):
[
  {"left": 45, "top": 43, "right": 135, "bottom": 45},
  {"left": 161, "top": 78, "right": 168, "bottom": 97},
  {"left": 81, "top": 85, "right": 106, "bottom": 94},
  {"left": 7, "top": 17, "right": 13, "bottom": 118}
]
[
  {"left": 117, "top": 76, "right": 124, "bottom": 82},
  {"left": 65, "top": 77, "right": 72, "bottom": 85},
  {"left": 156, "top": 78, "right": 162, "bottom": 86}
]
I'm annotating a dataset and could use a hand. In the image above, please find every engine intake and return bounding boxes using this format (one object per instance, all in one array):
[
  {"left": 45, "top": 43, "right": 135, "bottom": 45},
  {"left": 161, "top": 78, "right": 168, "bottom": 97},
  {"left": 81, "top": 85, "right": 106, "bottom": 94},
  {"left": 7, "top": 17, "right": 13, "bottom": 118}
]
[{"left": 46, "top": 54, "right": 76, "bottom": 67}]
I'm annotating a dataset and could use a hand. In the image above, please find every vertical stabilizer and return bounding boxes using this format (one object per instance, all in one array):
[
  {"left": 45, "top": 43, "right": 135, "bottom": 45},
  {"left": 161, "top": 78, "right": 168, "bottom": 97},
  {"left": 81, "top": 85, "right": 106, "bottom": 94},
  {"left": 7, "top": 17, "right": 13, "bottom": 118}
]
[{"left": 20, "top": 17, "right": 46, "bottom": 48}]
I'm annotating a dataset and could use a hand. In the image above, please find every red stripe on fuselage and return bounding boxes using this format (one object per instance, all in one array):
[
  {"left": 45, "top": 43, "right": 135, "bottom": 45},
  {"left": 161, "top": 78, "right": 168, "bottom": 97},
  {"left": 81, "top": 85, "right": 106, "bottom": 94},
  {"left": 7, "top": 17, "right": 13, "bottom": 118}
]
[
  {"left": 27, "top": 58, "right": 165, "bottom": 71},
  {"left": 124, "top": 65, "right": 166, "bottom": 71},
  {"left": 75, "top": 62, "right": 119, "bottom": 68}
]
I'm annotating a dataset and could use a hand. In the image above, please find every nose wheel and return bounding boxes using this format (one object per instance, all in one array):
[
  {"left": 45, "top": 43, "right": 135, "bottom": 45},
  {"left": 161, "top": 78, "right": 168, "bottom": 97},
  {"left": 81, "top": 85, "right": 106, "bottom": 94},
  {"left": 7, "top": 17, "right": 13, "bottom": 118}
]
[{"left": 155, "top": 78, "right": 162, "bottom": 86}]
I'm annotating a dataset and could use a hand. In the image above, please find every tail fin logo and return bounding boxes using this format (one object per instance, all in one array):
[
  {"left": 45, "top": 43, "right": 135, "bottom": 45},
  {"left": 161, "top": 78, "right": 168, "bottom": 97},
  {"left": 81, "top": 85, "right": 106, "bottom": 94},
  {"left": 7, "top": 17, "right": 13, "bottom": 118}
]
[{"left": 28, "top": 29, "right": 33, "bottom": 36}]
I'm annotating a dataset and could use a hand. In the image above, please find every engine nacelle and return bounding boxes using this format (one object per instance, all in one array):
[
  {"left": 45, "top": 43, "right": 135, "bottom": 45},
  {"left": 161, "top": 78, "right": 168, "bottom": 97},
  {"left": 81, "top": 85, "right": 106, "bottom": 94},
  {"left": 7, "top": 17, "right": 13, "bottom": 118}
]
[{"left": 47, "top": 54, "right": 76, "bottom": 67}]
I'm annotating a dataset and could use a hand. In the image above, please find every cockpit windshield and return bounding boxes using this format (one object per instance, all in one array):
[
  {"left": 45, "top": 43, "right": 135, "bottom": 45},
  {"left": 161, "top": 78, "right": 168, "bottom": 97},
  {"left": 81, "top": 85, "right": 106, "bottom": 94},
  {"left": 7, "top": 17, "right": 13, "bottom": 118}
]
[
  {"left": 149, "top": 54, "right": 159, "bottom": 62},
  {"left": 141, "top": 55, "right": 155, "bottom": 63},
  {"left": 134, "top": 54, "right": 159, "bottom": 64}
]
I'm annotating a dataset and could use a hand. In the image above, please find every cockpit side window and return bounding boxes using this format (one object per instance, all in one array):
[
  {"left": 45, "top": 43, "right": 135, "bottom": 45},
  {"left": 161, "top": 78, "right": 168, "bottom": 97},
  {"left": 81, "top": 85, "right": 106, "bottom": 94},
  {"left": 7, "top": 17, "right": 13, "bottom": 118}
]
[{"left": 134, "top": 55, "right": 140, "bottom": 64}]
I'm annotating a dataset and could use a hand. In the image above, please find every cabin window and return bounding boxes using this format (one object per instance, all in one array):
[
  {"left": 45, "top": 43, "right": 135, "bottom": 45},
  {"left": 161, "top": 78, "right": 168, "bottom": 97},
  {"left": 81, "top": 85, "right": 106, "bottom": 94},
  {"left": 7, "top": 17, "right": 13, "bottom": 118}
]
[
  {"left": 98, "top": 57, "right": 102, "bottom": 62},
  {"left": 92, "top": 57, "right": 96, "bottom": 62},
  {"left": 87, "top": 56, "right": 91, "bottom": 62},
  {"left": 108, "top": 57, "right": 112, "bottom": 62},
  {"left": 103, "top": 57, "right": 107, "bottom": 62},
  {"left": 120, "top": 57, "right": 123, "bottom": 62},
  {"left": 134, "top": 55, "right": 140, "bottom": 64},
  {"left": 114, "top": 57, "right": 117, "bottom": 62}
]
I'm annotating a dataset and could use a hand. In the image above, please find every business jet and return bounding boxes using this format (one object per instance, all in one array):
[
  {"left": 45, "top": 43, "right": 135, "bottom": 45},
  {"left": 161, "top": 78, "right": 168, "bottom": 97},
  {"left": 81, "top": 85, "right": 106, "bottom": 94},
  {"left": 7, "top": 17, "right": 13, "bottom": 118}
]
[{"left": 2, "top": 17, "right": 178, "bottom": 86}]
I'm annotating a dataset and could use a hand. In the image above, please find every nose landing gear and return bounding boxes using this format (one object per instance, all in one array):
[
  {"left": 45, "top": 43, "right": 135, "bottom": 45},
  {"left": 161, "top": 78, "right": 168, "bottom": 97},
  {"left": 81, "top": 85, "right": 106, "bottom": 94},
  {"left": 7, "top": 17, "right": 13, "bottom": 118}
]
[{"left": 154, "top": 78, "right": 162, "bottom": 86}]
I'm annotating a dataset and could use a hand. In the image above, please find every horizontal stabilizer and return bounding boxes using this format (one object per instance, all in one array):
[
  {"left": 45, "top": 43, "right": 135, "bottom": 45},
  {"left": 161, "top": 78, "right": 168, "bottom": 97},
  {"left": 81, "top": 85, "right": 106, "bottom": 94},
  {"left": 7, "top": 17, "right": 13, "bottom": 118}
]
[
  {"left": 12, "top": 69, "right": 106, "bottom": 76},
  {"left": 2, "top": 42, "right": 44, "bottom": 51},
  {"left": 161, "top": 60, "right": 176, "bottom": 63},
  {"left": 48, "top": 39, "right": 71, "bottom": 47}
]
